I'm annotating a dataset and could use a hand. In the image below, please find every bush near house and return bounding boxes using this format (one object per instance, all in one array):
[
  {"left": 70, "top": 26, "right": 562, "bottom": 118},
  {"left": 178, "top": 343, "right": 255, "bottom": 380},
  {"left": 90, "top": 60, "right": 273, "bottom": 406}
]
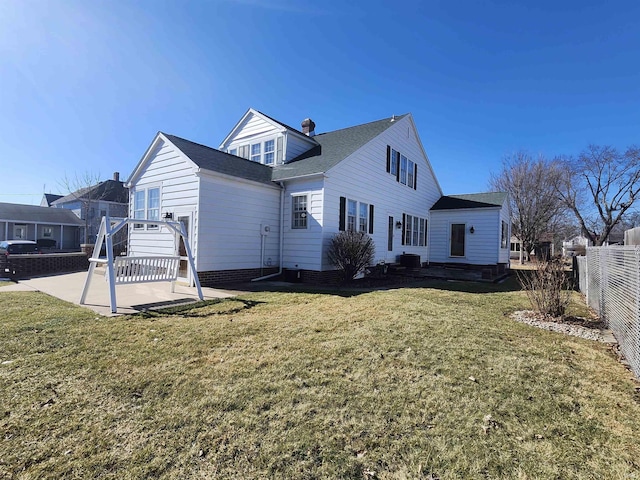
[
  {"left": 327, "top": 230, "right": 375, "bottom": 283},
  {"left": 518, "top": 257, "right": 571, "bottom": 317}
]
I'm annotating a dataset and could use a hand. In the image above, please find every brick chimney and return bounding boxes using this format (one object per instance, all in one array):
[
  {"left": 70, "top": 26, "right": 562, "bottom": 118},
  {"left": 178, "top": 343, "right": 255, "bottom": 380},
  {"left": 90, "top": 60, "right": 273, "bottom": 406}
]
[
  {"left": 301, "top": 118, "right": 316, "bottom": 137},
  {"left": 113, "top": 172, "right": 120, "bottom": 182}
]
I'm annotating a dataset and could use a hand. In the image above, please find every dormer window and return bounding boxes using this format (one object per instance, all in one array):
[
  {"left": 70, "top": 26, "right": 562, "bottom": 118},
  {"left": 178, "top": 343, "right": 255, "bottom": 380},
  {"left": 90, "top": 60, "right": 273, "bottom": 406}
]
[
  {"left": 228, "top": 137, "right": 282, "bottom": 165},
  {"left": 251, "top": 143, "right": 261, "bottom": 163},
  {"left": 264, "top": 140, "right": 275, "bottom": 165}
]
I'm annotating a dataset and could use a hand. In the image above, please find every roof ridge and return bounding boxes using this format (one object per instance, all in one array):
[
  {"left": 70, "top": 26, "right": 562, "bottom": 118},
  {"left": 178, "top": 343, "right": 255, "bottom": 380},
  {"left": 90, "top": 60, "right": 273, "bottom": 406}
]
[
  {"left": 315, "top": 113, "right": 409, "bottom": 137},
  {"left": 254, "top": 110, "right": 307, "bottom": 136}
]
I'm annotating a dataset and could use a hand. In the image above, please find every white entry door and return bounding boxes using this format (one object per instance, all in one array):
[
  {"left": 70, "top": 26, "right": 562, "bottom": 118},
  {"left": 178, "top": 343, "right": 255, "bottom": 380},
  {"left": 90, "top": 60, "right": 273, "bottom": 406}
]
[{"left": 175, "top": 211, "right": 194, "bottom": 285}]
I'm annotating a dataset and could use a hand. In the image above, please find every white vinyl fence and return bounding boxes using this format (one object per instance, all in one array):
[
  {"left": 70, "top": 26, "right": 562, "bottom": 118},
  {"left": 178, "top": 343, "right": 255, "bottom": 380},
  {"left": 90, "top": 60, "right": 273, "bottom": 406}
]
[{"left": 575, "top": 246, "right": 640, "bottom": 378}]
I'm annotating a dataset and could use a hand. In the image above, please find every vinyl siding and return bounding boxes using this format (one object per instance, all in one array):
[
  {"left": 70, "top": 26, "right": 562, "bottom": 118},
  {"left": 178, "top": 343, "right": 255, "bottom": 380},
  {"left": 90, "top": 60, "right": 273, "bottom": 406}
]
[
  {"left": 197, "top": 174, "right": 281, "bottom": 271},
  {"left": 282, "top": 178, "right": 324, "bottom": 270},
  {"left": 322, "top": 116, "right": 442, "bottom": 268},
  {"left": 285, "top": 132, "right": 316, "bottom": 162},
  {"left": 128, "top": 138, "right": 200, "bottom": 260},
  {"left": 429, "top": 208, "right": 501, "bottom": 265}
]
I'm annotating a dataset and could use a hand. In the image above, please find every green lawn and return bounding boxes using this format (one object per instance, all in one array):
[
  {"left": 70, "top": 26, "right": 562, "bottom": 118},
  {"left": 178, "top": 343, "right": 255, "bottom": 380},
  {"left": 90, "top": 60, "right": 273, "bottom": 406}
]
[{"left": 1, "top": 279, "right": 639, "bottom": 479}]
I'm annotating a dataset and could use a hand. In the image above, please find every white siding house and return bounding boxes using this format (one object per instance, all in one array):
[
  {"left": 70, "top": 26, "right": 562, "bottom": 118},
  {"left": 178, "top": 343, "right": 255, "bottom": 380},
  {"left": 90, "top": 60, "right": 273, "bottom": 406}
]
[
  {"left": 429, "top": 193, "right": 511, "bottom": 274},
  {"left": 126, "top": 108, "right": 510, "bottom": 285}
]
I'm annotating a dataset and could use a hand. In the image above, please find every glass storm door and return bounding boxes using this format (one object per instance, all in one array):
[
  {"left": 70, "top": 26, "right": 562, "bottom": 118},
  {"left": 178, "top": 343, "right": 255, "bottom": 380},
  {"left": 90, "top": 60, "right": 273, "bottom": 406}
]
[{"left": 177, "top": 214, "right": 192, "bottom": 283}]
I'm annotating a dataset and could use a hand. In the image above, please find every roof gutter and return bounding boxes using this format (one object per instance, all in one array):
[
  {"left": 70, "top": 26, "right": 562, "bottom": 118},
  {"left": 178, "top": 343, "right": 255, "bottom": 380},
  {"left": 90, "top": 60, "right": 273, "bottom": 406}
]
[{"left": 252, "top": 182, "right": 285, "bottom": 282}]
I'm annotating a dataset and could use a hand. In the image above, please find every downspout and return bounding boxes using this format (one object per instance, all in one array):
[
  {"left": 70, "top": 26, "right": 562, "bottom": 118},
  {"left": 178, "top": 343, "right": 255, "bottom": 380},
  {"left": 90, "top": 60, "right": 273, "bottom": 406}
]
[{"left": 252, "top": 182, "right": 285, "bottom": 281}]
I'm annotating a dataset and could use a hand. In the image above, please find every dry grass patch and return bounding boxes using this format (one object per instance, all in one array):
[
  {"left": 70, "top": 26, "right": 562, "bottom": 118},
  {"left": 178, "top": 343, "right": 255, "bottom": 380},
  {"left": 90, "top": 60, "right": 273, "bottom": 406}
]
[{"left": 1, "top": 281, "right": 639, "bottom": 479}]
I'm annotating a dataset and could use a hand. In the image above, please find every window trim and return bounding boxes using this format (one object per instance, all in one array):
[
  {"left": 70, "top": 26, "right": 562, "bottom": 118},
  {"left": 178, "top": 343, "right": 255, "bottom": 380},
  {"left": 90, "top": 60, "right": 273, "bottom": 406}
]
[
  {"left": 147, "top": 187, "right": 160, "bottom": 229},
  {"left": 264, "top": 139, "right": 275, "bottom": 165},
  {"left": 133, "top": 190, "right": 145, "bottom": 229},
  {"left": 402, "top": 213, "right": 428, "bottom": 246},
  {"left": 132, "top": 186, "right": 161, "bottom": 230},
  {"left": 340, "top": 197, "right": 374, "bottom": 234},
  {"left": 228, "top": 135, "right": 282, "bottom": 165},
  {"left": 291, "top": 194, "right": 308, "bottom": 229}
]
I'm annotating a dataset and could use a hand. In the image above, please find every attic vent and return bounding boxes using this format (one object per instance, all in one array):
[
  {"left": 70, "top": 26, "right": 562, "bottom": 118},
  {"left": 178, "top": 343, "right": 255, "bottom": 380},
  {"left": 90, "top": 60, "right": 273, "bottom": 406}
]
[{"left": 301, "top": 118, "right": 316, "bottom": 137}]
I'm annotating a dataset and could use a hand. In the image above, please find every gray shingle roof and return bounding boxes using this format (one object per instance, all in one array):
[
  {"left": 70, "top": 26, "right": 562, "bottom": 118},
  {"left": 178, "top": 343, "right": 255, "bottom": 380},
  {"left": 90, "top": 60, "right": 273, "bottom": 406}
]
[
  {"left": 271, "top": 114, "right": 407, "bottom": 181},
  {"left": 163, "top": 134, "right": 274, "bottom": 185},
  {"left": 163, "top": 115, "right": 406, "bottom": 185},
  {"left": 42, "top": 194, "right": 63, "bottom": 206},
  {"left": 431, "top": 192, "right": 507, "bottom": 211},
  {"left": 0, "top": 202, "right": 84, "bottom": 225},
  {"left": 52, "top": 180, "right": 128, "bottom": 205}
]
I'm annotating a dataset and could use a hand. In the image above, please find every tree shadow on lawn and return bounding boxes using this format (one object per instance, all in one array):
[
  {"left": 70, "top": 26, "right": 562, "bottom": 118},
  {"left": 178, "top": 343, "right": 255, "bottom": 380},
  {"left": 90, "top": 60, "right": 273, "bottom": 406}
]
[{"left": 223, "top": 272, "right": 524, "bottom": 297}]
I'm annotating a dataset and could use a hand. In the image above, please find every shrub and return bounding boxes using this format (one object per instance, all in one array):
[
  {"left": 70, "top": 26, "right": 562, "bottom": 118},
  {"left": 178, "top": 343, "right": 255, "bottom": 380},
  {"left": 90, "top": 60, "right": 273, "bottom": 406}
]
[
  {"left": 327, "top": 230, "right": 375, "bottom": 283},
  {"left": 517, "top": 257, "right": 571, "bottom": 317}
]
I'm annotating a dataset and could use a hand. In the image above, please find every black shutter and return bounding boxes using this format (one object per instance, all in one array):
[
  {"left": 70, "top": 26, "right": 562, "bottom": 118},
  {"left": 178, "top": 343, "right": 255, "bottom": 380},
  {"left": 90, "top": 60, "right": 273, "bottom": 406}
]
[
  {"left": 339, "top": 197, "right": 346, "bottom": 231},
  {"left": 424, "top": 219, "right": 428, "bottom": 246},
  {"left": 386, "top": 146, "right": 391, "bottom": 173},
  {"left": 369, "top": 204, "right": 374, "bottom": 234},
  {"left": 395, "top": 151, "right": 400, "bottom": 182},
  {"left": 414, "top": 164, "right": 417, "bottom": 190},
  {"left": 401, "top": 213, "right": 406, "bottom": 245}
]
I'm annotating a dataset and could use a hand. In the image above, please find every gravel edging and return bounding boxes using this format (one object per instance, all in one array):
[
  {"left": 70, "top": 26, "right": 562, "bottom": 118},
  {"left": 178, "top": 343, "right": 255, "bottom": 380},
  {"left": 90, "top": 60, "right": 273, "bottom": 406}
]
[{"left": 510, "top": 310, "right": 608, "bottom": 342}]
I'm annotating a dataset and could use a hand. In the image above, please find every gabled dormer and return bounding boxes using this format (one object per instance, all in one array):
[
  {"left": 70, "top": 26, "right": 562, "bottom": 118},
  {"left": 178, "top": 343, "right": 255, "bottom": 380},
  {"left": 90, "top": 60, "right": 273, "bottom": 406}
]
[{"left": 219, "top": 108, "right": 318, "bottom": 166}]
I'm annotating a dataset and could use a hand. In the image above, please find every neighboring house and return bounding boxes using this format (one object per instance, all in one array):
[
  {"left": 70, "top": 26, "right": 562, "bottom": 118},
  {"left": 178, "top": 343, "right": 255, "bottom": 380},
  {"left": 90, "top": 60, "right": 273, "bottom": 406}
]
[
  {"left": 429, "top": 193, "right": 511, "bottom": 275},
  {"left": 126, "top": 108, "right": 509, "bottom": 285},
  {"left": 509, "top": 235, "right": 522, "bottom": 260},
  {"left": 0, "top": 202, "right": 84, "bottom": 249},
  {"left": 625, "top": 227, "right": 640, "bottom": 246},
  {"left": 563, "top": 235, "right": 589, "bottom": 257},
  {"left": 40, "top": 193, "right": 63, "bottom": 207},
  {"left": 51, "top": 172, "right": 128, "bottom": 244}
]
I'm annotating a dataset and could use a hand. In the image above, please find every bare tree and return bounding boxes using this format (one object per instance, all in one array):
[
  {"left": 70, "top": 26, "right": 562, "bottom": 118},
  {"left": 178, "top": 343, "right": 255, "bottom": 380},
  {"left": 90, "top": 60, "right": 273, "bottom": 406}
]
[
  {"left": 59, "top": 171, "right": 104, "bottom": 245},
  {"left": 555, "top": 145, "right": 640, "bottom": 246},
  {"left": 490, "top": 152, "right": 565, "bottom": 263}
]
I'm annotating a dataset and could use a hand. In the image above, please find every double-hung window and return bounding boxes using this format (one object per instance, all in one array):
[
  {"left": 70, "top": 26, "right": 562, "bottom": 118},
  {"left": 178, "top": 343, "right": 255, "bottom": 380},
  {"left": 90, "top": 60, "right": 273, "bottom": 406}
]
[
  {"left": 359, "top": 202, "right": 369, "bottom": 233},
  {"left": 402, "top": 214, "right": 428, "bottom": 246},
  {"left": 264, "top": 140, "right": 275, "bottom": 165},
  {"left": 229, "top": 148, "right": 237, "bottom": 156},
  {"left": 390, "top": 149, "right": 398, "bottom": 176},
  {"left": 387, "top": 146, "right": 417, "bottom": 190},
  {"left": 340, "top": 197, "right": 374, "bottom": 234},
  {"left": 147, "top": 188, "right": 160, "bottom": 229},
  {"left": 347, "top": 199, "right": 357, "bottom": 232},
  {"left": 292, "top": 195, "right": 308, "bottom": 229},
  {"left": 400, "top": 155, "right": 408, "bottom": 185},
  {"left": 133, "top": 190, "right": 145, "bottom": 229},
  {"left": 133, "top": 187, "right": 160, "bottom": 229},
  {"left": 251, "top": 143, "right": 261, "bottom": 163}
]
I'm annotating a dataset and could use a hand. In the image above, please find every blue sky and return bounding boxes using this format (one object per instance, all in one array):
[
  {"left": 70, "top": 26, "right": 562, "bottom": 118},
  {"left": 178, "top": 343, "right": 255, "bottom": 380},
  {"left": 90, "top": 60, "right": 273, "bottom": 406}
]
[{"left": 1, "top": 0, "right": 638, "bottom": 205}]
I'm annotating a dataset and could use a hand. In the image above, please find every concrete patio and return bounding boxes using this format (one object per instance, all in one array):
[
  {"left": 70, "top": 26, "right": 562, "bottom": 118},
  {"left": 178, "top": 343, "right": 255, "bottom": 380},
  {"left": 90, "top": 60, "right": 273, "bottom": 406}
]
[{"left": 0, "top": 270, "right": 236, "bottom": 316}]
